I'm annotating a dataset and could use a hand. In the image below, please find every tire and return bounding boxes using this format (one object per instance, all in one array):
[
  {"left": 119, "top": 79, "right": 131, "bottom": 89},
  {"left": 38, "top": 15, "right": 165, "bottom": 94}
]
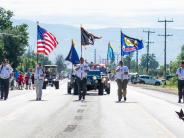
[
  {"left": 98, "top": 83, "right": 104, "bottom": 95},
  {"left": 55, "top": 81, "right": 59, "bottom": 89},
  {"left": 140, "top": 81, "right": 145, "bottom": 84},
  {"left": 42, "top": 81, "right": 47, "bottom": 89},
  {"left": 73, "top": 81, "right": 78, "bottom": 95},
  {"left": 68, "top": 87, "right": 71, "bottom": 94},
  {"left": 106, "top": 87, "right": 110, "bottom": 94},
  {"left": 155, "top": 82, "right": 160, "bottom": 86},
  {"left": 106, "top": 84, "right": 110, "bottom": 94}
]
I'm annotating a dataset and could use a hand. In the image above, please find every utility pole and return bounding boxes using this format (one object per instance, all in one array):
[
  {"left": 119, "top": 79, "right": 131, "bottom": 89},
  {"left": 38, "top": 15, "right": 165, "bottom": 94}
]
[
  {"left": 143, "top": 30, "right": 155, "bottom": 75},
  {"left": 158, "top": 19, "right": 173, "bottom": 84},
  {"left": 94, "top": 49, "right": 96, "bottom": 64}
]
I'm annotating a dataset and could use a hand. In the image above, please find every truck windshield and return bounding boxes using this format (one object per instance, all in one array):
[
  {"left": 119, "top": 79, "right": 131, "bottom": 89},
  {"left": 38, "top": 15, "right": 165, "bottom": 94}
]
[{"left": 88, "top": 71, "right": 101, "bottom": 76}]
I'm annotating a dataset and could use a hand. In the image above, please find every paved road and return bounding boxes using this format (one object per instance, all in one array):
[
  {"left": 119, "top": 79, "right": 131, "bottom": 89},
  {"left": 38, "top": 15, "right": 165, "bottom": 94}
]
[{"left": 0, "top": 79, "right": 184, "bottom": 138}]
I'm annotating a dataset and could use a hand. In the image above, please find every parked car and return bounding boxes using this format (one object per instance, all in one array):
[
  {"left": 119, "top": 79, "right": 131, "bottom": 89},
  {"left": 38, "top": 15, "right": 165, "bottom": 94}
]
[{"left": 138, "top": 75, "right": 162, "bottom": 86}]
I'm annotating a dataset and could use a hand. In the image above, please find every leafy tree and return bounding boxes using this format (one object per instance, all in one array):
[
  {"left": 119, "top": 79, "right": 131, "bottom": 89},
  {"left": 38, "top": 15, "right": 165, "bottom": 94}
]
[
  {"left": 140, "top": 54, "right": 159, "bottom": 75},
  {"left": 168, "top": 45, "right": 184, "bottom": 75},
  {"left": 0, "top": 7, "right": 28, "bottom": 68},
  {"left": 0, "top": 7, "right": 13, "bottom": 30},
  {"left": 123, "top": 53, "right": 135, "bottom": 72},
  {"left": 55, "top": 55, "right": 67, "bottom": 73},
  {"left": 17, "top": 52, "right": 52, "bottom": 72}
]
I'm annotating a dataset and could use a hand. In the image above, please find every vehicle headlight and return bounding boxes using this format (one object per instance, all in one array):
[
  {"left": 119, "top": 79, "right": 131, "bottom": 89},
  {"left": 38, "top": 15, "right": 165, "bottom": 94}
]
[
  {"left": 53, "top": 79, "right": 56, "bottom": 81},
  {"left": 101, "top": 78, "right": 106, "bottom": 83},
  {"left": 93, "top": 76, "right": 97, "bottom": 80},
  {"left": 45, "top": 79, "right": 48, "bottom": 81}
]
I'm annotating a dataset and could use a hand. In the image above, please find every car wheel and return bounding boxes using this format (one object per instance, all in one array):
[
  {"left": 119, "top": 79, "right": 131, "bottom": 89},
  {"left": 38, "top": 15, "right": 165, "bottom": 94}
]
[
  {"left": 98, "top": 83, "right": 104, "bottom": 95},
  {"left": 155, "top": 82, "right": 160, "bottom": 86},
  {"left": 42, "top": 81, "right": 47, "bottom": 89},
  {"left": 140, "top": 81, "right": 145, "bottom": 84},
  {"left": 73, "top": 82, "right": 78, "bottom": 95},
  {"left": 68, "top": 87, "right": 71, "bottom": 94},
  {"left": 55, "top": 81, "right": 59, "bottom": 89},
  {"left": 106, "top": 84, "right": 110, "bottom": 94},
  {"left": 106, "top": 87, "right": 110, "bottom": 94}
]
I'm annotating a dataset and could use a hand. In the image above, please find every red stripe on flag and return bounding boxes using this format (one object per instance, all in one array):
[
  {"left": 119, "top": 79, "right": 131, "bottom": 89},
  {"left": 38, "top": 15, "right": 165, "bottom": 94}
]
[{"left": 37, "top": 30, "right": 58, "bottom": 55}]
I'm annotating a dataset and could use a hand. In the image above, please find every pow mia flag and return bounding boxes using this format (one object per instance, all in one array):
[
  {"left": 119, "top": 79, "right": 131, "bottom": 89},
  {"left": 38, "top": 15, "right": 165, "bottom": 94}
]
[
  {"left": 81, "top": 27, "right": 102, "bottom": 46},
  {"left": 176, "top": 109, "right": 184, "bottom": 121}
]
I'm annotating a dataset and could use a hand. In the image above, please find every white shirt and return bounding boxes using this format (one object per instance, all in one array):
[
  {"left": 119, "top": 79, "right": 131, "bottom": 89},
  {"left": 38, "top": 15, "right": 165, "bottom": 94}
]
[
  {"left": 122, "top": 66, "right": 129, "bottom": 80},
  {"left": 75, "top": 64, "right": 90, "bottom": 79},
  {"left": 176, "top": 67, "right": 184, "bottom": 80},
  {"left": 0, "top": 64, "right": 13, "bottom": 79},
  {"left": 35, "top": 67, "right": 44, "bottom": 80},
  {"left": 115, "top": 66, "right": 123, "bottom": 80}
]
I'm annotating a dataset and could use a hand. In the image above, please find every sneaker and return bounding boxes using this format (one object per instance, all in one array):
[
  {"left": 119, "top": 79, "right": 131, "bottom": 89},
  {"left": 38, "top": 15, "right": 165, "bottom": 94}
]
[{"left": 178, "top": 99, "right": 181, "bottom": 103}]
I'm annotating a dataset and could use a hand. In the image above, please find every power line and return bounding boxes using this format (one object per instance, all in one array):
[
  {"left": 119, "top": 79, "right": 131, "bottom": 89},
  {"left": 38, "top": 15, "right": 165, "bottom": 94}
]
[
  {"left": 158, "top": 19, "right": 173, "bottom": 83},
  {"left": 143, "top": 30, "right": 155, "bottom": 74}
]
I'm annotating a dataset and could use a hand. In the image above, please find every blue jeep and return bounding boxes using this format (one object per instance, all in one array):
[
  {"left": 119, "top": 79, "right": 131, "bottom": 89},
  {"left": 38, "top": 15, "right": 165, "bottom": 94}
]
[{"left": 87, "top": 70, "right": 110, "bottom": 95}]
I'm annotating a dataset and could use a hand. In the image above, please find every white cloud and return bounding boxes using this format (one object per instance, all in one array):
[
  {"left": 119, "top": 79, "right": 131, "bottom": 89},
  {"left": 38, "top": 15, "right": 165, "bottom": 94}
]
[{"left": 1, "top": 0, "right": 184, "bottom": 28}]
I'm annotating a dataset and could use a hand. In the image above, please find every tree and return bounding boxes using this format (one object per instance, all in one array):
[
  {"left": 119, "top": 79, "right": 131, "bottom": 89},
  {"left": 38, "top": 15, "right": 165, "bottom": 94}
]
[
  {"left": 0, "top": 7, "right": 29, "bottom": 68},
  {"left": 16, "top": 52, "right": 52, "bottom": 72},
  {"left": 169, "top": 45, "right": 184, "bottom": 75},
  {"left": 55, "top": 55, "right": 67, "bottom": 73},
  {"left": 0, "top": 7, "right": 13, "bottom": 30},
  {"left": 140, "top": 54, "right": 159, "bottom": 75}
]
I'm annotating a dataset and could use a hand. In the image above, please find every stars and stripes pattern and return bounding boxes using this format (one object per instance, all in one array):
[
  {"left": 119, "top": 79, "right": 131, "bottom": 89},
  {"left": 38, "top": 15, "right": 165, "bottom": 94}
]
[{"left": 37, "top": 25, "right": 58, "bottom": 55}]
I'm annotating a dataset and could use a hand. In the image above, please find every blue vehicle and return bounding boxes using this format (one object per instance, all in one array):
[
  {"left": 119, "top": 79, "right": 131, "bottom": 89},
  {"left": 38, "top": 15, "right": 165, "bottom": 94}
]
[{"left": 87, "top": 70, "right": 110, "bottom": 95}]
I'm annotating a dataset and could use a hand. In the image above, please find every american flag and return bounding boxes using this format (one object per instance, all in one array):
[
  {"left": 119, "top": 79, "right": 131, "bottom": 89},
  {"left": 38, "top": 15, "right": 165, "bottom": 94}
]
[{"left": 37, "top": 25, "right": 58, "bottom": 55}]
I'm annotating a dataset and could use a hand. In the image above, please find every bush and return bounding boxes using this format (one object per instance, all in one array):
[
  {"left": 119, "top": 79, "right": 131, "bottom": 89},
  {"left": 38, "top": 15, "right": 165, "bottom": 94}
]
[{"left": 166, "top": 76, "right": 177, "bottom": 88}]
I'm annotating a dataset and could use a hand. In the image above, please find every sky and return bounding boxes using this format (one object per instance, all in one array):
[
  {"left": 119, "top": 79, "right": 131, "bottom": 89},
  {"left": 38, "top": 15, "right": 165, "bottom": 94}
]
[{"left": 1, "top": 0, "right": 184, "bottom": 29}]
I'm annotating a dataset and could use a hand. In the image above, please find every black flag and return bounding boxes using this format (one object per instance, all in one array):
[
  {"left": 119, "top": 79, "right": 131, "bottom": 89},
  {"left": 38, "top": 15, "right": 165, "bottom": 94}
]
[
  {"left": 176, "top": 109, "right": 184, "bottom": 121},
  {"left": 81, "top": 27, "right": 102, "bottom": 46}
]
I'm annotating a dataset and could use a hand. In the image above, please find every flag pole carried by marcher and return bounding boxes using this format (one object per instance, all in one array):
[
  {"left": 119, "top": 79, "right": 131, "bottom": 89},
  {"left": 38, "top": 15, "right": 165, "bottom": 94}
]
[{"left": 36, "top": 21, "right": 39, "bottom": 63}]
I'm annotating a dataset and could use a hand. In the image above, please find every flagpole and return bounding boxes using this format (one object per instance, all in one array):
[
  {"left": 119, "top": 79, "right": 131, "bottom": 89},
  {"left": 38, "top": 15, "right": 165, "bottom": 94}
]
[
  {"left": 80, "top": 25, "right": 83, "bottom": 58},
  {"left": 72, "top": 63, "right": 73, "bottom": 74},
  {"left": 107, "top": 41, "right": 109, "bottom": 67},
  {"left": 36, "top": 21, "right": 39, "bottom": 64},
  {"left": 129, "top": 52, "right": 131, "bottom": 72},
  {"left": 71, "top": 39, "right": 74, "bottom": 73},
  {"left": 120, "top": 30, "right": 123, "bottom": 62}
]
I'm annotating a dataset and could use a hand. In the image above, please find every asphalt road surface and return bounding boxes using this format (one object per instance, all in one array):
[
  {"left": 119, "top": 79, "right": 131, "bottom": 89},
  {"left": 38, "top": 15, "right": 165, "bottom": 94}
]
[{"left": 0, "top": 79, "right": 184, "bottom": 138}]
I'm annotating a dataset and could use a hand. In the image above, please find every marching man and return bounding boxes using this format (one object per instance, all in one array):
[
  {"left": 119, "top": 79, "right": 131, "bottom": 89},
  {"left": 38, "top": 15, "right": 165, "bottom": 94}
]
[
  {"left": 116, "top": 61, "right": 129, "bottom": 102},
  {"left": 34, "top": 63, "right": 44, "bottom": 101},
  {"left": 0, "top": 59, "right": 13, "bottom": 100},
  {"left": 75, "top": 57, "right": 90, "bottom": 101}
]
